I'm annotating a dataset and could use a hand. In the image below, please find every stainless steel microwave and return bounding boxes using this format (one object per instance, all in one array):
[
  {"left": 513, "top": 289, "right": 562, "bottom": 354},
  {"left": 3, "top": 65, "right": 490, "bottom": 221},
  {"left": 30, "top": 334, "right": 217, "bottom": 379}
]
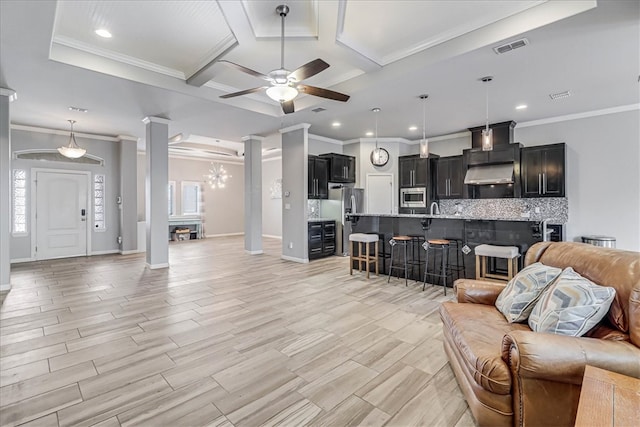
[{"left": 400, "top": 187, "right": 427, "bottom": 208}]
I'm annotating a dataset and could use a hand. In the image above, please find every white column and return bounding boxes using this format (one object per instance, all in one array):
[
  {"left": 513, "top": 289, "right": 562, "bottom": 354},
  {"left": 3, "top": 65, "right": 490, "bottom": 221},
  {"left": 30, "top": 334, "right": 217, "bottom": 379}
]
[
  {"left": 242, "top": 135, "right": 264, "bottom": 254},
  {"left": 0, "top": 88, "right": 16, "bottom": 291},
  {"left": 142, "top": 116, "right": 169, "bottom": 269},
  {"left": 118, "top": 135, "right": 138, "bottom": 254},
  {"left": 280, "top": 123, "right": 310, "bottom": 263}
]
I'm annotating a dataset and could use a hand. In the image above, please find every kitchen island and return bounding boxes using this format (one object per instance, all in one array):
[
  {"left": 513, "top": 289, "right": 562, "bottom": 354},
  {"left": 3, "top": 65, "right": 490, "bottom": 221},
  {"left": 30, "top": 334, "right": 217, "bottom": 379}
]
[{"left": 348, "top": 213, "right": 554, "bottom": 281}]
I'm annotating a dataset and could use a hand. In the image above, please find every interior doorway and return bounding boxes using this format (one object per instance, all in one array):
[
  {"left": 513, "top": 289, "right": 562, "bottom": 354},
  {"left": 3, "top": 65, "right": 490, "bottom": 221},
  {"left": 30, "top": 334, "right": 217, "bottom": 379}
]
[
  {"left": 366, "top": 173, "right": 394, "bottom": 214},
  {"left": 32, "top": 169, "right": 90, "bottom": 260}
]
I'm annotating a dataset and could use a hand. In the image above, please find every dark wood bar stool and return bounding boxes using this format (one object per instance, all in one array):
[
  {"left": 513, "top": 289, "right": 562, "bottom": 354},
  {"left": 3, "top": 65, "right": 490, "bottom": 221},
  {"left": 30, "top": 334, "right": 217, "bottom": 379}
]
[
  {"left": 422, "top": 238, "right": 453, "bottom": 295},
  {"left": 443, "top": 237, "right": 467, "bottom": 280},
  {"left": 388, "top": 235, "right": 412, "bottom": 286}
]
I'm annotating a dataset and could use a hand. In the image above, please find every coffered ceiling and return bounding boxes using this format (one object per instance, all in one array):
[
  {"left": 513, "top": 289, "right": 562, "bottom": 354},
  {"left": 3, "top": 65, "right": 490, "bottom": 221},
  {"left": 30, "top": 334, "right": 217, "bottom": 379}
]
[{"left": 1, "top": 0, "right": 638, "bottom": 153}]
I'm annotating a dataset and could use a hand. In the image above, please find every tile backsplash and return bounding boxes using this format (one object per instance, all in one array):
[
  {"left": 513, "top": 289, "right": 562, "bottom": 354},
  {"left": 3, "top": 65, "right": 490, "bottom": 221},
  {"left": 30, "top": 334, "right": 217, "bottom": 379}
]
[
  {"left": 439, "top": 197, "right": 568, "bottom": 224},
  {"left": 307, "top": 200, "right": 321, "bottom": 219}
]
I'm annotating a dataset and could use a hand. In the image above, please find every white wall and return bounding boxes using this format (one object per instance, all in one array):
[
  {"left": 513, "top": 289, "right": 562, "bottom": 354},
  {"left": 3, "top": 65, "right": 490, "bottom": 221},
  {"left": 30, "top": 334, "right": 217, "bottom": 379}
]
[
  {"left": 515, "top": 110, "right": 639, "bottom": 251},
  {"left": 136, "top": 153, "right": 245, "bottom": 236},
  {"left": 262, "top": 157, "right": 282, "bottom": 238}
]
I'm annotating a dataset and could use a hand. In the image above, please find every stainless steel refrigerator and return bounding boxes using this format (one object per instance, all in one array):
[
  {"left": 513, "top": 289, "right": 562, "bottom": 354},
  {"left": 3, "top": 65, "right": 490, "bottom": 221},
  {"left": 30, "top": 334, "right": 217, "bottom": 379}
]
[{"left": 322, "top": 185, "right": 364, "bottom": 256}]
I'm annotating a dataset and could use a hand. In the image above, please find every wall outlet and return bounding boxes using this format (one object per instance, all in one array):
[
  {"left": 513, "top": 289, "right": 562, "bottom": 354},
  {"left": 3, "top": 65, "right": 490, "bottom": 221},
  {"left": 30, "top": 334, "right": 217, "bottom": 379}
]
[
  {"left": 285, "top": 203, "right": 291, "bottom": 210},
  {"left": 535, "top": 207, "right": 541, "bottom": 213},
  {"left": 520, "top": 212, "right": 531, "bottom": 218},
  {"left": 288, "top": 242, "right": 293, "bottom": 249}
]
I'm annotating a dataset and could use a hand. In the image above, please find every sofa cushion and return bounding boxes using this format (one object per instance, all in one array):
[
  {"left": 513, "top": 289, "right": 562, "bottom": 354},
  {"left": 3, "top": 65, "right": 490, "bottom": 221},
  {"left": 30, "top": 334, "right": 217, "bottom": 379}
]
[
  {"left": 496, "top": 262, "right": 562, "bottom": 323},
  {"left": 440, "top": 302, "right": 530, "bottom": 395},
  {"left": 528, "top": 267, "right": 616, "bottom": 337}
]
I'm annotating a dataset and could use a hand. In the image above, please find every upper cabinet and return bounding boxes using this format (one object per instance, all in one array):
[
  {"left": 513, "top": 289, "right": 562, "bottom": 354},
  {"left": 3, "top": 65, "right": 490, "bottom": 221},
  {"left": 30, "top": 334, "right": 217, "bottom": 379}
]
[
  {"left": 399, "top": 155, "right": 430, "bottom": 187},
  {"left": 320, "top": 153, "right": 356, "bottom": 183},
  {"left": 521, "top": 143, "right": 566, "bottom": 198},
  {"left": 436, "top": 156, "right": 463, "bottom": 199},
  {"left": 308, "top": 155, "right": 328, "bottom": 199}
]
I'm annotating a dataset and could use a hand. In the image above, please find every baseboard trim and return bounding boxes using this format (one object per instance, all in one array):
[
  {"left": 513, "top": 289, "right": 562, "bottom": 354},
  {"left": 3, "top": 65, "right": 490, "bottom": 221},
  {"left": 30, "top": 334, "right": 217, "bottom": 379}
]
[
  {"left": 205, "top": 233, "right": 244, "bottom": 238},
  {"left": 146, "top": 263, "right": 169, "bottom": 269},
  {"left": 245, "top": 250, "right": 263, "bottom": 255},
  {"left": 281, "top": 255, "right": 309, "bottom": 264},
  {"left": 262, "top": 234, "right": 282, "bottom": 240},
  {"left": 0, "top": 283, "right": 11, "bottom": 291},
  {"left": 11, "top": 257, "right": 35, "bottom": 264},
  {"left": 91, "top": 249, "right": 120, "bottom": 256},
  {"left": 120, "top": 250, "right": 141, "bottom": 255}
]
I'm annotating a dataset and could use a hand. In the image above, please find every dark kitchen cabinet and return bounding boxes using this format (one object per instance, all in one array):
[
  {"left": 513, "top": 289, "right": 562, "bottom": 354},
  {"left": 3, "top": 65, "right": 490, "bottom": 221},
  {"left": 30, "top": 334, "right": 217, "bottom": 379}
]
[
  {"left": 436, "top": 156, "right": 463, "bottom": 199},
  {"left": 521, "top": 143, "right": 565, "bottom": 197},
  {"left": 319, "top": 153, "right": 356, "bottom": 183},
  {"left": 308, "top": 156, "right": 328, "bottom": 199},
  {"left": 399, "top": 155, "right": 429, "bottom": 187},
  {"left": 308, "top": 220, "right": 336, "bottom": 260}
]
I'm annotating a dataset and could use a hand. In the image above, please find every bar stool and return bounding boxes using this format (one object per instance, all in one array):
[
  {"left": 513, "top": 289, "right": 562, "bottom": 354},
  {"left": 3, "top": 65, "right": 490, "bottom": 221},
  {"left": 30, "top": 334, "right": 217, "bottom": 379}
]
[
  {"left": 407, "top": 234, "right": 426, "bottom": 282},
  {"left": 349, "top": 233, "right": 379, "bottom": 279},
  {"left": 475, "top": 244, "right": 519, "bottom": 282},
  {"left": 422, "top": 239, "right": 453, "bottom": 295},
  {"left": 388, "top": 235, "right": 412, "bottom": 286},
  {"left": 444, "top": 238, "right": 467, "bottom": 280}
]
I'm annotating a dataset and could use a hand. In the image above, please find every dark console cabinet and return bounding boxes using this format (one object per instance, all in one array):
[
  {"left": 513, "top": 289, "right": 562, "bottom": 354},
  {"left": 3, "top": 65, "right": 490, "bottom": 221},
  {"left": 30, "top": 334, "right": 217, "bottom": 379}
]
[
  {"left": 521, "top": 143, "right": 566, "bottom": 197},
  {"left": 436, "top": 156, "right": 463, "bottom": 199},
  {"left": 308, "top": 221, "right": 336, "bottom": 259},
  {"left": 308, "top": 156, "right": 328, "bottom": 199},
  {"left": 320, "top": 153, "right": 356, "bottom": 183}
]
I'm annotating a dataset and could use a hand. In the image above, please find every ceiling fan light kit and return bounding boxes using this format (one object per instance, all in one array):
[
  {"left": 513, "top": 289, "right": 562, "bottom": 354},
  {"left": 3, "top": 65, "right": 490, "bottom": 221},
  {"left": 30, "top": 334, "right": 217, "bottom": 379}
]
[
  {"left": 219, "top": 4, "right": 349, "bottom": 114},
  {"left": 58, "top": 119, "right": 87, "bottom": 159}
]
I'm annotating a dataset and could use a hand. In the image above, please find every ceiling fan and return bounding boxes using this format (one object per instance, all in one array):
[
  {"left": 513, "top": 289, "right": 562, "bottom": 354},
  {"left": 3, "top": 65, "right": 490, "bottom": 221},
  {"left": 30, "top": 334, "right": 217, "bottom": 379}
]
[{"left": 218, "top": 4, "right": 350, "bottom": 114}]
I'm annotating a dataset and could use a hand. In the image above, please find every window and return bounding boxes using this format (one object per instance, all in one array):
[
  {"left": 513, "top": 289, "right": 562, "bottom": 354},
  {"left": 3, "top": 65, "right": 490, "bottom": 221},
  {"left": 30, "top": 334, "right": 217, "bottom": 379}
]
[
  {"left": 168, "top": 181, "right": 176, "bottom": 216},
  {"left": 94, "top": 174, "right": 105, "bottom": 231},
  {"left": 181, "top": 182, "right": 201, "bottom": 215},
  {"left": 12, "top": 169, "right": 27, "bottom": 234}
]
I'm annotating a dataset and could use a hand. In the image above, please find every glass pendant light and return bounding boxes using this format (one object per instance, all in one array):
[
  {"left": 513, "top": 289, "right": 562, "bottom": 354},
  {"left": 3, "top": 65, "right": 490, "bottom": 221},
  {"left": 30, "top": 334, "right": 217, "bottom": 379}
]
[
  {"left": 419, "top": 94, "right": 429, "bottom": 158},
  {"left": 372, "top": 107, "right": 382, "bottom": 162},
  {"left": 58, "top": 120, "right": 86, "bottom": 158},
  {"left": 481, "top": 76, "right": 493, "bottom": 151},
  {"left": 205, "top": 163, "right": 231, "bottom": 189}
]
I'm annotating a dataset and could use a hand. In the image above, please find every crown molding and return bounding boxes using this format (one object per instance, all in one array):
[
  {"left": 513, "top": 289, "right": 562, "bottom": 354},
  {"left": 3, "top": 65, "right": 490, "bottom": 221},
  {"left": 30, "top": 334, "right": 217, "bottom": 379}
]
[
  {"left": 241, "top": 135, "right": 265, "bottom": 142},
  {"left": 308, "top": 133, "right": 343, "bottom": 145},
  {"left": 142, "top": 116, "right": 171, "bottom": 125},
  {"left": 0, "top": 88, "right": 17, "bottom": 102},
  {"left": 117, "top": 135, "right": 139, "bottom": 142},
  {"left": 517, "top": 103, "right": 640, "bottom": 128},
  {"left": 10, "top": 124, "right": 119, "bottom": 141}
]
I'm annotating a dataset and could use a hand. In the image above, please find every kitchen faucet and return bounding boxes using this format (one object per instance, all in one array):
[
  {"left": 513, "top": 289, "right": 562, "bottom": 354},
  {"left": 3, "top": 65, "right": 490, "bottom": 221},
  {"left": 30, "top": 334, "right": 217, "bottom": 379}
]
[{"left": 430, "top": 201, "right": 440, "bottom": 215}]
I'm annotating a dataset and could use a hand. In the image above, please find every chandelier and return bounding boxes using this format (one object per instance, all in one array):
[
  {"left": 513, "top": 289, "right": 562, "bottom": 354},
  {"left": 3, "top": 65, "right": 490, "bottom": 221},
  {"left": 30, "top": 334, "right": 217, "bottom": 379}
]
[
  {"left": 205, "top": 163, "right": 231, "bottom": 189},
  {"left": 58, "top": 120, "right": 86, "bottom": 159}
]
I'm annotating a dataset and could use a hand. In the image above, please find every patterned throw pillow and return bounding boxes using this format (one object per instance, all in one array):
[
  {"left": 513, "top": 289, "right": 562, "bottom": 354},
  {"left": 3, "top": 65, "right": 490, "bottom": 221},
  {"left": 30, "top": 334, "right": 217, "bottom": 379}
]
[
  {"left": 496, "top": 262, "right": 562, "bottom": 323},
  {"left": 528, "top": 267, "right": 616, "bottom": 337}
]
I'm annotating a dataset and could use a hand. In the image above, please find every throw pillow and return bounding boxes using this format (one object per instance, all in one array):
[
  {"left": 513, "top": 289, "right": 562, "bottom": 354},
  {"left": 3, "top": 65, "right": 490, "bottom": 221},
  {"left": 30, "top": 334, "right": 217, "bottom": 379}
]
[
  {"left": 496, "top": 262, "right": 562, "bottom": 323},
  {"left": 528, "top": 267, "right": 616, "bottom": 337}
]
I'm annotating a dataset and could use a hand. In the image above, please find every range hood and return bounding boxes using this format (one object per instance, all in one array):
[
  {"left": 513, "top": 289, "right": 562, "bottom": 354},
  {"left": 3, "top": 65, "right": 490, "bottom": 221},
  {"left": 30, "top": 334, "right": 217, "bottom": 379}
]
[{"left": 464, "top": 164, "right": 514, "bottom": 185}]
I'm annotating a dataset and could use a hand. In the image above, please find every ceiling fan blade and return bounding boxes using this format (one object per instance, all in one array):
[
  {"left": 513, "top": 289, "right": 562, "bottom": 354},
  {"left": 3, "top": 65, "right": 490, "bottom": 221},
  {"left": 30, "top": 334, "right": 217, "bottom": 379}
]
[
  {"left": 281, "top": 100, "right": 295, "bottom": 114},
  {"left": 297, "top": 84, "right": 350, "bottom": 102},
  {"left": 218, "top": 60, "right": 270, "bottom": 81},
  {"left": 219, "top": 86, "right": 268, "bottom": 99},
  {"left": 289, "top": 59, "right": 330, "bottom": 82}
]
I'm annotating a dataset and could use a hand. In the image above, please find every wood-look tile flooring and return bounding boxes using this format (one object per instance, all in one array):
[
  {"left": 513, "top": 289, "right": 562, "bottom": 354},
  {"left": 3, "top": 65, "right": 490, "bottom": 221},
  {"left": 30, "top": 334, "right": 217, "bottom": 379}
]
[{"left": 0, "top": 237, "right": 475, "bottom": 427}]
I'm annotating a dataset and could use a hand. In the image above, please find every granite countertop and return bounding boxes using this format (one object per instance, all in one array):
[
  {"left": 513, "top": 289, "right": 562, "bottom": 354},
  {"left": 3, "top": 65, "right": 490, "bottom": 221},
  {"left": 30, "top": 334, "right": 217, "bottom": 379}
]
[
  {"left": 348, "top": 213, "right": 550, "bottom": 222},
  {"left": 308, "top": 218, "right": 336, "bottom": 222}
]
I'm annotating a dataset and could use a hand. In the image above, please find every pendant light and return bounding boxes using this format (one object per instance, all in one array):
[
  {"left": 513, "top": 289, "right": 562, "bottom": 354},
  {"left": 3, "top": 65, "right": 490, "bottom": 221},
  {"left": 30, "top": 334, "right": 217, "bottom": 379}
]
[
  {"left": 205, "top": 163, "right": 231, "bottom": 189},
  {"left": 481, "top": 76, "right": 493, "bottom": 151},
  {"left": 372, "top": 107, "right": 381, "bottom": 161},
  {"left": 57, "top": 120, "right": 86, "bottom": 159},
  {"left": 419, "top": 94, "right": 429, "bottom": 158}
]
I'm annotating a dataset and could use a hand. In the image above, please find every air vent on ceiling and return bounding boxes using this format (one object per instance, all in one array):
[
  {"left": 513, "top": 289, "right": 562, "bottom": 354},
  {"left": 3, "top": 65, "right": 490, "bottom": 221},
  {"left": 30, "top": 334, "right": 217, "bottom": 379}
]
[
  {"left": 493, "top": 38, "right": 529, "bottom": 55},
  {"left": 312, "top": 107, "right": 326, "bottom": 113},
  {"left": 549, "top": 90, "right": 571, "bottom": 100}
]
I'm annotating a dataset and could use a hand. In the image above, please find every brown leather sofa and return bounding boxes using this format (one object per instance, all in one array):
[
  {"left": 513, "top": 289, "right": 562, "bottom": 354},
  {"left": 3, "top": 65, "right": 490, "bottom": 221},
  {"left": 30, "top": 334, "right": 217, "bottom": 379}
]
[{"left": 440, "top": 241, "right": 640, "bottom": 426}]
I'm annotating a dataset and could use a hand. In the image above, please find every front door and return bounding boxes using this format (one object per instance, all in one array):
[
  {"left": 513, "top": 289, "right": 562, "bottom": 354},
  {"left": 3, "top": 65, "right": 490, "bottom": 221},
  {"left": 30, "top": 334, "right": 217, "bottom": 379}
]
[{"left": 35, "top": 171, "right": 89, "bottom": 260}]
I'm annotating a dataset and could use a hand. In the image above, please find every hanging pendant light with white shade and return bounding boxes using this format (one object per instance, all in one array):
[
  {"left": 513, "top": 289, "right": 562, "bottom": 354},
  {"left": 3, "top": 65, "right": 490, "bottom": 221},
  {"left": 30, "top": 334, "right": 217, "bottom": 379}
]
[
  {"left": 58, "top": 120, "right": 86, "bottom": 159},
  {"left": 419, "top": 94, "right": 429, "bottom": 158},
  {"left": 481, "top": 76, "right": 493, "bottom": 151}
]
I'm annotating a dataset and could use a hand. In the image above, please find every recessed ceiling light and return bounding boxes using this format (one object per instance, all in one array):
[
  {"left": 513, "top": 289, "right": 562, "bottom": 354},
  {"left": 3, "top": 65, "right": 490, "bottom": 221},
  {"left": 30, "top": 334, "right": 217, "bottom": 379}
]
[
  {"left": 332, "top": 122, "right": 341, "bottom": 127},
  {"left": 515, "top": 104, "right": 527, "bottom": 110},
  {"left": 95, "top": 29, "right": 112, "bottom": 38},
  {"left": 365, "top": 131, "right": 374, "bottom": 137},
  {"left": 408, "top": 126, "right": 418, "bottom": 131}
]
